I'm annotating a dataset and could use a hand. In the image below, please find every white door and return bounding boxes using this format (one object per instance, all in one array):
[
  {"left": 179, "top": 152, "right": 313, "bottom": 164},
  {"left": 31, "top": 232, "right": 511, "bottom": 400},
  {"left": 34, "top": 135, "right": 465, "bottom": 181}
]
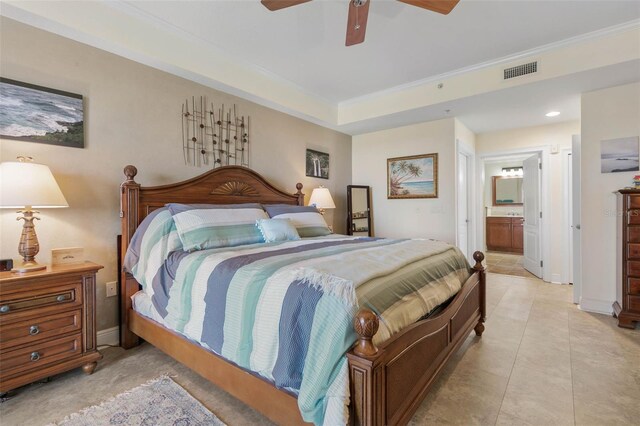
[
  {"left": 572, "top": 135, "right": 582, "bottom": 303},
  {"left": 523, "top": 154, "right": 542, "bottom": 277},
  {"left": 457, "top": 152, "right": 469, "bottom": 259}
]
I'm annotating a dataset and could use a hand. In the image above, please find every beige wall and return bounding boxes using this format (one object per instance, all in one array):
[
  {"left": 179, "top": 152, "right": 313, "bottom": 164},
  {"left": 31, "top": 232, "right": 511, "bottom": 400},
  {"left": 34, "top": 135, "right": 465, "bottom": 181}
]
[
  {"left": 476, "top": 121, "right": 580, "bottom": 283},
  {"left": 352, "top": 118, "right": 457, "bottom": 242},
  {"left": 0, "top": 18, "right": 352, "bottom": 332},
  {"left": 580, "top": 82, "right": 640, "bottom": 313}
]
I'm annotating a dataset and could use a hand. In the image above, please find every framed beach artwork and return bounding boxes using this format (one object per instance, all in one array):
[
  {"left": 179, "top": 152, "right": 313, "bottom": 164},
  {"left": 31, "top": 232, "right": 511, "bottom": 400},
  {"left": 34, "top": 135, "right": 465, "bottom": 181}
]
[
  {"left": 387, "top": 153, "right": 438, "bottom": 199},
  {"left": 306, "top": 149, "right": 329, "bottom": 179},
  {"left": 0, "top": 78, "right": 84, "bottom": 148},
  {"left": 601, "top": 137, "right": 639, "bottom": 173}
]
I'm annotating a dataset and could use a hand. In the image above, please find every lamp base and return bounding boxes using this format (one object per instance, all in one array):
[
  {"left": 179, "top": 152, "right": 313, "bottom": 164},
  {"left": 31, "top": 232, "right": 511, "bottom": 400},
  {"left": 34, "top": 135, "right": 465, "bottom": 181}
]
[{"left": 11, "top": 260, "right": 47, "bottom": 273}]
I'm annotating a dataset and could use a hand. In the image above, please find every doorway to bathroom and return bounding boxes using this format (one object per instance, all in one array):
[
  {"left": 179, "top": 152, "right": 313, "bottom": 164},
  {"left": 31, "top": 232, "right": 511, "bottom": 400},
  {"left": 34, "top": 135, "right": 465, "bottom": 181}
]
[{"left": 478, "top": 148, "right": 549, "bottom": 280}]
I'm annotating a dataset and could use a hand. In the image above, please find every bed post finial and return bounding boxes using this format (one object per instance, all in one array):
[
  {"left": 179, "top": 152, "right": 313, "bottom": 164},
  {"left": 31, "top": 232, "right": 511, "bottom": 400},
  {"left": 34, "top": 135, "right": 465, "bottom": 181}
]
[
  {"left": 295, "top": 183, "right": 304, "bottom": 206},
  {"left": 472, "top": 251, "right": 486, "bottom": 336},
  {"left": 124, "top": 165, "right": 138, "bottom": 182},
  {"left": 472, "top": 251, "right": 485, "bottom": 271},
  {"left": 353, "top": 309, "right": 379, "bottom": 357}
]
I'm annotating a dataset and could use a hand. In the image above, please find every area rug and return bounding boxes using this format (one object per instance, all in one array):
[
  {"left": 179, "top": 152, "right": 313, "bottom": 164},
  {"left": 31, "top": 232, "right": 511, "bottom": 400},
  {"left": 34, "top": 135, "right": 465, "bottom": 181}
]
[{"left": 48, "top": 376, "right": 226, "bottom": 426}]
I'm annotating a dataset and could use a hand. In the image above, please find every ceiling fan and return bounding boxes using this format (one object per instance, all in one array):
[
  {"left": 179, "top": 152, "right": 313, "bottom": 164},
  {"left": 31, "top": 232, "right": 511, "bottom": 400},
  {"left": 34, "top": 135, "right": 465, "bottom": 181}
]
[{"left": 261, "top": 0, "right": 460, "bottom": 46}]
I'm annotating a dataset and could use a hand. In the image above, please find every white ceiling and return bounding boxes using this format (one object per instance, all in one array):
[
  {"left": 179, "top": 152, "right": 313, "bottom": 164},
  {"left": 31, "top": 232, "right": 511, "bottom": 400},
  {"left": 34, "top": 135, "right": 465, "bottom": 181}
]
[
  {"left": 122, "top": 0, "right": 640, "bottom": 102},
  {"left": 2, "top": 0, "right": 639, "bottom": 134}
]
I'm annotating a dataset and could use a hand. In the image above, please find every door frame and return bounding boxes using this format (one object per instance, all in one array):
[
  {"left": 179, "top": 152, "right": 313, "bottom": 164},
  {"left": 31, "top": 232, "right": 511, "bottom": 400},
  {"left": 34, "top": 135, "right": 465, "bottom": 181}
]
[
  {"left": 561, "top": 147, "right": 573, "bottom": 285},
  {"left": 476, "top": 145, "right": 551, "bottom": 282},
  {"left": 456, "top": 138, "right": 475, "bottom": 261}
]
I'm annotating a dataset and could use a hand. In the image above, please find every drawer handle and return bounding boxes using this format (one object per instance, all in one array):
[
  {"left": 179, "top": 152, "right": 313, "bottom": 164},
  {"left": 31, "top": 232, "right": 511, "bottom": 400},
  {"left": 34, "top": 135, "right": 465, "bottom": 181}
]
[
  {"left": 29, "top": 325, "right": 40, "bottom": 335},
  {"left": 56, "top": 295, "right": 66, "bottom": 302},
  {"left": 30, "top": 352, "right": 41, "bottom": 362},
  {"left": 0, "top": 305, "right": 9, "bottom": 313}
]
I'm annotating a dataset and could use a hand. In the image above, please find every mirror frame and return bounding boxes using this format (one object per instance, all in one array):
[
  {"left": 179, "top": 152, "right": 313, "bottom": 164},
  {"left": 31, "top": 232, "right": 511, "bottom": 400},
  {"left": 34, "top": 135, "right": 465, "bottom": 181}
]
[
  {"left": 347, "top": 185, "right": 372, "bottom": 237},
  {"left": 492, "top": 175, "right": 523, "bottom": 206}
]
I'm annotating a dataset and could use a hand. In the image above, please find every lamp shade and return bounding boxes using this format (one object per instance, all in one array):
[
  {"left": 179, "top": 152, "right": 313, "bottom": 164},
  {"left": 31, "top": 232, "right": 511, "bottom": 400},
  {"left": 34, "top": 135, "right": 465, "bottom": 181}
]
[
  {"left": 0, "top": 161, "right": 68, "bottom": 208},
  {"left": 309, "top": 186, "right": 335, "bottom": 209}
]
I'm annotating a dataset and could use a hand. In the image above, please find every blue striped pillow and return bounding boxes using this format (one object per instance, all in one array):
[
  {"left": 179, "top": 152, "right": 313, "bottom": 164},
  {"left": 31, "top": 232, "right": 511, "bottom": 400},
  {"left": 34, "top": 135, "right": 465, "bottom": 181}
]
[
  {"left": 263, "top": 204, "right": 331, "bottom": 237},
  {"left": 167, "top": 203, "right": 268, "bottom": 251}
]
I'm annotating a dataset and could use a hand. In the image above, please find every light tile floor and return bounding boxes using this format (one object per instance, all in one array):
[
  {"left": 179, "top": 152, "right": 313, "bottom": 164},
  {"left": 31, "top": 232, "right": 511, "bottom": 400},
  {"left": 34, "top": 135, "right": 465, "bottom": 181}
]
[
  {"left": 485, "top": 251, "right": 538, "bottom": 279},
  {"left": 1, "top": 274, "right": 638, "bottom": 425}
]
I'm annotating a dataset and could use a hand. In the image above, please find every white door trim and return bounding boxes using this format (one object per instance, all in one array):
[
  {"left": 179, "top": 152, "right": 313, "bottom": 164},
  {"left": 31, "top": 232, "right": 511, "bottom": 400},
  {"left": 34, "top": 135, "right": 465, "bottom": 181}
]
[
  {"left": 476, "top": 145, "right": 552, "bottom": 283},
  {"left": 561, "top": 147, "right": 572, "bottom": 285},
  {"left": 456, "top": 138, "right": 475, "bottom": 261}
]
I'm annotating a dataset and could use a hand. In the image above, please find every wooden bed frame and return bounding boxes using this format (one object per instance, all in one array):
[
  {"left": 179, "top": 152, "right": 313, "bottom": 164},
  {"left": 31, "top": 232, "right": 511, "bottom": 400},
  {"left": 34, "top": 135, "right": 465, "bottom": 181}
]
[{"left": 119, "top": 165, "right": 486, "bottom": 426}]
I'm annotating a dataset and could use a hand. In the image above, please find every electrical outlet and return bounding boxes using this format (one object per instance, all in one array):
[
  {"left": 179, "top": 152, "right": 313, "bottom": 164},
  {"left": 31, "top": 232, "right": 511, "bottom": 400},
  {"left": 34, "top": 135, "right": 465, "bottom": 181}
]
[{"left": 106, "top": 281, "right": 117, "bottom": 298}]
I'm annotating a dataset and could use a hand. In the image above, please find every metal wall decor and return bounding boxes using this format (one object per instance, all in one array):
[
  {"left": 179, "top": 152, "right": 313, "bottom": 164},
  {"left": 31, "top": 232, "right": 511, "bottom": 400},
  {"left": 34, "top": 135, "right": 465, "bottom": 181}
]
[{"left": 181, "top": 96, "right": 250, "bottom": 168}]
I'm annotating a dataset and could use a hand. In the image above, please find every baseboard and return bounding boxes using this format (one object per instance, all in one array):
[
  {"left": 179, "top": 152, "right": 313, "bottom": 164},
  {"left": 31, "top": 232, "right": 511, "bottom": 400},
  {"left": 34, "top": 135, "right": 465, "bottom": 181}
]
[
  {"left": 97, "top": 326, "right": 120, "bottom": 347},
  {"left": 550, "top": 273, "right": 562, "bottom": 284},
  {"left": 579, "top": 297, "right": 614, "bottom": 315}
]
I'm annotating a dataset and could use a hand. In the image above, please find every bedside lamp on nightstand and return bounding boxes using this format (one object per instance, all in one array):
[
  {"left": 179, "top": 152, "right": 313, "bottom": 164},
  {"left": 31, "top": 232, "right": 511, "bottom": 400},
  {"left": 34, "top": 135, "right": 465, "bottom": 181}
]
[
  {"left": 0, "top": 156, "right": 68, "bottom": 273},
  {"left": 309, "top": 186, "right": 336, "bottom": 215}
]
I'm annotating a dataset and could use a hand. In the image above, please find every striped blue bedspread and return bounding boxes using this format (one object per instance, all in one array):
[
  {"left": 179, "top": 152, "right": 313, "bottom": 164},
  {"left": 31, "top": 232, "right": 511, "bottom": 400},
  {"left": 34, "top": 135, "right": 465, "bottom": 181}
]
[{"left": 125, "top": 213, "right": 471, "bottom": 425}]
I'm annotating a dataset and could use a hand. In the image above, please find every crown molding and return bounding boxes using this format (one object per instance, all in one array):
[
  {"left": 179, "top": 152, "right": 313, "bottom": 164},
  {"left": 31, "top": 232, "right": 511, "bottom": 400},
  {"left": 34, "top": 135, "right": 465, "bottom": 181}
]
[{"left": 339, "top": 19, "right": 640, "bottom": 107}]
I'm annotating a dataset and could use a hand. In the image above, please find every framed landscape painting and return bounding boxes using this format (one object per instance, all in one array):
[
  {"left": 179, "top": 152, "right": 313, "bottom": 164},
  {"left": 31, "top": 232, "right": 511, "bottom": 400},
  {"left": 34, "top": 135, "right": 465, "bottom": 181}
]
[
  {"left": 600, "top": 136, "right": 639, "bottom": 173},
  {"left": 0, "top": 78, "right": 84, "bottom": 148},
  {"left": 306, "top": 149, "right": 329, "bottom": 179},
  {"left": 387, "top": 153, "right": 438, "bottom": 199}
]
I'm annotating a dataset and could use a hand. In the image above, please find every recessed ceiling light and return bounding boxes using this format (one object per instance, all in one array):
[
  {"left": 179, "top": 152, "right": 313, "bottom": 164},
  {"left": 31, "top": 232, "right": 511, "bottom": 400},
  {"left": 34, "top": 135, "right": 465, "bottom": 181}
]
[{"left": 546, "top": 111, "right": 560, "bottom": 117}]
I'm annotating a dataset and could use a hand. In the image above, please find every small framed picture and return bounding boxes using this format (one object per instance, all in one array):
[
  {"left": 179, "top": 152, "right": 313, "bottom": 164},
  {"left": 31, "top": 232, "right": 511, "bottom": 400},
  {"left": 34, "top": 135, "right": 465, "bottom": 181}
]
[
  {"left": 51, "top": 247, "right": 84, "bottom": 266},
  {"left": 306, "top": 149, "right": 329, "bottom": 179},
  {"left": 601, "top": 137, "right": 639, "bottom": 173}
]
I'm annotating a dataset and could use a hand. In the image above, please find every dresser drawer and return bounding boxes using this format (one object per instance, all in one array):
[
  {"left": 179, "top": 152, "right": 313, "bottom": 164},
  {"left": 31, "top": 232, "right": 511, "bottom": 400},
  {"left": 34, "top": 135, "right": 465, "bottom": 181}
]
[
  {"left": 628, "top": 227, "right": 640, "bottom": 243},
  {"left": 628, "top": 210, "right": 640, "bottom": 224},
  {"left": 627, "top": 261, "right": 640, "bottom": 277},
  {"left": 628, "top": 295, "right": 640, "bottom": 312},
  {"left": 0, "top": 334, "right": 82, "bottom": 380},
  {"left": 629, "top": 278, "right": 640, "bottom": 295},
  {"left": 0, "top": 282, "right": 81, "bottom": 318},
  {"left": 628, "top": 244, "right": 640, "bottom": 259},
  {"left": 629, "top": 196, "right": 640, "bottom": 209},
  {"left": 0, "top": 309, "right": 81, "bottom": 350}
]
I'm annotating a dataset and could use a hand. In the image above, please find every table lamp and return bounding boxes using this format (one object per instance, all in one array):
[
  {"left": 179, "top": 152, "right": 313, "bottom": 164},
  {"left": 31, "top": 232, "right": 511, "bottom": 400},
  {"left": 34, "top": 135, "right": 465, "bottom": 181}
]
[
  {"left": 308, "top": 186, "right": 336, "bottom": 215},
  {"left": 0, "top": 157, "right": 68, "bottom": 273}
]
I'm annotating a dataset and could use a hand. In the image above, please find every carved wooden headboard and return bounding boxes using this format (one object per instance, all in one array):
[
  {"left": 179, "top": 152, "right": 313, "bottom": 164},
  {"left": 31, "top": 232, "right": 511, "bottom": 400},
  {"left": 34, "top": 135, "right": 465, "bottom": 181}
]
[{"left": 120, "top": 164, "right": 304, "bottom": 257}]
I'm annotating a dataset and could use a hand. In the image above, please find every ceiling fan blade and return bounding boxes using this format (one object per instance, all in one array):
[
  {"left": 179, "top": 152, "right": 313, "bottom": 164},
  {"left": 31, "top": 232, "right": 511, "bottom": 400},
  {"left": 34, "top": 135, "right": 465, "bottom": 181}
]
[
  {"left": 261, "top": 0, "right": 312, "bottom": 11},
  {"left": 346, "top": 0, "right": 370, "bottom": 46},
  {"left": 397, "top": 0, "right": 460, "bottom": 15}
]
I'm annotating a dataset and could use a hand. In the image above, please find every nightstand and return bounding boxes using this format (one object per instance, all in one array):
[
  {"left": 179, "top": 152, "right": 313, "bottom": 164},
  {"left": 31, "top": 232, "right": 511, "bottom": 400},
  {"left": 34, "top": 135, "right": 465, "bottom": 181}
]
[{"left": 0, "top": 262, "right": 103, "bottom": 393}]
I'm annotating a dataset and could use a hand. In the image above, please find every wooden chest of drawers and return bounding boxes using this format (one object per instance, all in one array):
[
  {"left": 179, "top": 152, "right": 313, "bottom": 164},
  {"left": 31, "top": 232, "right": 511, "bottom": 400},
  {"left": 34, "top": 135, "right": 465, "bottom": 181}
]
[
  {"left": 615, "top": 190, "right": 640, "bottom": 328},
  {"left": 0, "top": 262, "right": 103, "bottom": 393}
]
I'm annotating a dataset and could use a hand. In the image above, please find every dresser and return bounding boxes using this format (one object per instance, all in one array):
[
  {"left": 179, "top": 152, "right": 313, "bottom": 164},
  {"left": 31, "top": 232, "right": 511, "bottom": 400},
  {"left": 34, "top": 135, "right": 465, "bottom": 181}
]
[
  {"left": 615, "top": 190, "right": 640, "bottom": 329},
  {"left": 486, "top": 216, "right": 524, "bottom": 254},
  {"left": 0, "top": 262, "right": 103, "bottom": 393}
]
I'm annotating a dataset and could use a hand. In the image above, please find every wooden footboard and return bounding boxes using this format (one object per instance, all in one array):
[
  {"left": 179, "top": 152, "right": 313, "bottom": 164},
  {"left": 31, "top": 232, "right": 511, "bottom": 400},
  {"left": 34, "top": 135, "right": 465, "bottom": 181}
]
[{"left": 347, "top": 252, "right": 486, "bottom": 426}]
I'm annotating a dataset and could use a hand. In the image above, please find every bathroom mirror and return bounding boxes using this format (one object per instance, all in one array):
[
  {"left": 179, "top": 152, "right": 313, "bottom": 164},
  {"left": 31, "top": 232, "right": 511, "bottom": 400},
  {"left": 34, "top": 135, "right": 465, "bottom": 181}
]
[
  {"left": 492, "top": 176, "right": 523, "bottom": 206},
  {"left": 347, "top": 185, "right": 372, "bottom": 237}
]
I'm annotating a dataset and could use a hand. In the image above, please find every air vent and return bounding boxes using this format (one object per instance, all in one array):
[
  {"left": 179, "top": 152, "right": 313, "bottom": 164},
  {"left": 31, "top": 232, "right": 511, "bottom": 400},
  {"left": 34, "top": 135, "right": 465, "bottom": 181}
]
[{"left": 503, "top": 61, "right": 538, "bottom": 80}]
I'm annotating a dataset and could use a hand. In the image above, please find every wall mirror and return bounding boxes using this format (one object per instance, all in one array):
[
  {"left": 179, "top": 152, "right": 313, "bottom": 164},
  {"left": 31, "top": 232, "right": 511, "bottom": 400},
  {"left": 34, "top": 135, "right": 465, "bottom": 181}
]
[
  {"left": 347, "top": 185, "right": 372, "bottom": 237},
  {"left": 492, "top": 176, "right": 523, "bottom": 206}
]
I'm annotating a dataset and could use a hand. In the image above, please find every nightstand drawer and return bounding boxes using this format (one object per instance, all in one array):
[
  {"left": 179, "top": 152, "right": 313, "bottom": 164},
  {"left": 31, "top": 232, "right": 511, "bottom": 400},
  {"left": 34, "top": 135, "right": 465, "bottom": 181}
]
[
  {"left": 0, "top": 334, "right": 82, "bottom": 380},
  {"left": 0, "top": 282, "right": 81, "bottom": 318},
  {"left": 629, "top": 278, "right": 640, "bottom": 295},
  {"left": 0, "top": 309, "right": 81, "bottom": 350}
]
